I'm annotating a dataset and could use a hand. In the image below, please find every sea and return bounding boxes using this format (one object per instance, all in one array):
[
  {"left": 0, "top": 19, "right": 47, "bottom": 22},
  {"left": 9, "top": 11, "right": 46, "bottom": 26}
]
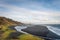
[
  {"left": 15, "top": 24, "right": 60, "bottom": 40},
  {"left": 46, "top": 24, "right": 60, "bottom": 40}
]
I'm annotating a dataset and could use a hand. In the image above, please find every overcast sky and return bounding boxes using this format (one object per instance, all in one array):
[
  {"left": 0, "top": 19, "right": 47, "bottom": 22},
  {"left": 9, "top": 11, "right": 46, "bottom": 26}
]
[{"left": 0, "top": 0, "right": 60, "bottom": 24}]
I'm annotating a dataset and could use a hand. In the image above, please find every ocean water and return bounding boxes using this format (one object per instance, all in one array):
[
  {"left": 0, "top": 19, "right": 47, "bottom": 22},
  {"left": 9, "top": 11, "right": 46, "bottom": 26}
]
[
  {"left": 15, "top": 26, "right": 28, "bottom": 34},
  {"left": 15, "top": 24, "right": 60, "bottom": 40},
  {"left": 46, "top": 24, "right": 60, "bottom": 40}
]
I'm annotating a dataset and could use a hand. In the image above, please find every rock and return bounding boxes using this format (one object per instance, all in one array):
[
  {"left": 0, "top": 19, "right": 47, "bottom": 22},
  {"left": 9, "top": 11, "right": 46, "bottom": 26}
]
[{"left": 21, "top": 25, "right": 49, "bottom": 37}]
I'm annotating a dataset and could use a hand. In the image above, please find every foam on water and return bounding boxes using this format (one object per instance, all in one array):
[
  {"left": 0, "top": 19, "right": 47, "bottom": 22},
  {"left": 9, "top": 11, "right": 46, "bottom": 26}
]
[
  {"left": 47, "top": 26, "right": 60, "bottom": 36},
  {"left": 15, "top": 26, "right": 28, "bottom": 34}
]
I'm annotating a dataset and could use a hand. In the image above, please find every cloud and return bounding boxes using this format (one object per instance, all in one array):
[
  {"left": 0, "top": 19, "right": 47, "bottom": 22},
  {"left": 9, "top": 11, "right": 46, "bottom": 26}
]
[
  {"left": 1, "top": 0, "right": 60, "bottom": 11},
  {"left": 0, "top": 0, "right": 60, "bottom": 24},
  {"left": 0, "top": 3, "right": 60, "bottom": 24}
]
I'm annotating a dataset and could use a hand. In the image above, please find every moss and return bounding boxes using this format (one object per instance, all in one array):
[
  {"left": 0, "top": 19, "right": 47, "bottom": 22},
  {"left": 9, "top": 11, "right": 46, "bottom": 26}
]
[
  {"left": 0, "top": 17, "right": 45, "bottom": 40},
  {"left": 18, "top": 34, "right": 45, "bottom": 40},
  {"left": 1, "top": 30, "right": 16, "bottom": 40}
]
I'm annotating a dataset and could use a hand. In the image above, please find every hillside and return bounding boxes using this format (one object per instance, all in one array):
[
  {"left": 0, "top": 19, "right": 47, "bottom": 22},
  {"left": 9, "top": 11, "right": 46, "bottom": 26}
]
[
  {"left": 0, "top": 16, "right": 44, "bottom": 40},
  {"left": 0, "top": 16, "right": 23, "bottom": 40},
  {"left": 0, "top": 16, "right": 23, "bottom": 31},
  {"left": 0, "top": 17, "right": 22, "bottom": 25}
]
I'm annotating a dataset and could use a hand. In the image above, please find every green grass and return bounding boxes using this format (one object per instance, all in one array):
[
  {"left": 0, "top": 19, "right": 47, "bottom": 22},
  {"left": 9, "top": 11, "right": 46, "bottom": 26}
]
[
  {"left": 0, "top": 24, "right": 45, "bottom": 40},
  {"left": 18, "top": 34, "right": 45, "bottom": 40}
]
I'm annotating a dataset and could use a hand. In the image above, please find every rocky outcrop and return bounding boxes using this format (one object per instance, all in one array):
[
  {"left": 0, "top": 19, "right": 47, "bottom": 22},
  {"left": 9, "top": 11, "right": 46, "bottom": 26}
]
[{"left": 22, "top": 25, "right": 49, "bottom": 37}]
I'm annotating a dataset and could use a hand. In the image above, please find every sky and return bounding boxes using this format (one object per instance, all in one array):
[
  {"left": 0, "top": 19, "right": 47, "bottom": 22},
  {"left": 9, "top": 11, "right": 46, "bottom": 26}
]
[{"left": 0, "top": 0, "right": 60, "bottom": 24}]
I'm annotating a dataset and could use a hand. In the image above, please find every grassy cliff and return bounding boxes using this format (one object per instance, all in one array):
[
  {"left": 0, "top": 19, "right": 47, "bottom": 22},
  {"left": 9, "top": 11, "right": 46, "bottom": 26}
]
[{"left": 0, "top": 16, "right": 44, "bottom": 40}]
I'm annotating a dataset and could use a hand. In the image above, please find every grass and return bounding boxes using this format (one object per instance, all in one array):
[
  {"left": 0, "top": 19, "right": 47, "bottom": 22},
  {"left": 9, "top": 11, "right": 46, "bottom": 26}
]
[
  {"left": 18, "top": 34, "right": 45, "bottom": 40},
  {"left": 0, "top": 24, "right": 45, "bottom": 40},
  {"left": 0, "top": 17, "right": 45, "bottom": 40}
]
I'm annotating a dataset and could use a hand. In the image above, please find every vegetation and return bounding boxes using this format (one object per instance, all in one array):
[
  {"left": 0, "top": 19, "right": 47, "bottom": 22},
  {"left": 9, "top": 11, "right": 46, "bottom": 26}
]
[
  {"left": 18, "top": 34, "right": 44, "bottom": 40},
  {"left": 0, "top": 16, "right": 45, "bottom": 40}
]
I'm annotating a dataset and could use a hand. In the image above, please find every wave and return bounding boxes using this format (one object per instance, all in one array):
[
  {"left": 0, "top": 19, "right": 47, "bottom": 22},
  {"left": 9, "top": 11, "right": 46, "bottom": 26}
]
[
  {"left": 15, "top": 26, "right": 28, "bottom": 34},
  {"left": 47, "top": 26, "right": 60, "bottom": 36}
]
